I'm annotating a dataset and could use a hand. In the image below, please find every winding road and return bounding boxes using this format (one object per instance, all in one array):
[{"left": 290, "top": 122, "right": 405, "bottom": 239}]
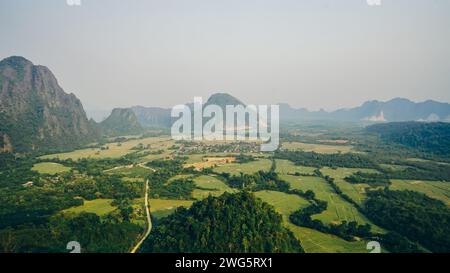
[{"left": 130, "top": 179, "right": 152, "bottom": 253}]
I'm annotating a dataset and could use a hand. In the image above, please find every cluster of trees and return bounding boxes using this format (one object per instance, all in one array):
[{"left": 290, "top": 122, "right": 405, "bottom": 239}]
[
  {"left": 146, "top": 158, "right": 198, "bottom": 200},
  {"left": 234, "top": 154, "right": 256, "bottom": 163},
  {"left": 141, "top": 192, "right": 303, "bottom": 253},
  {"left": 0, "top": 212, "right": 141, "bottom": 253},
  {"left": 219, "top": 171, "right": 290, "bottom": 192},
  {"left": 274, "top": 150, "right": 377, "bottom": 169},
  {"left": 0, "top": 151, "right": 148, "bottom": 252},
  {"left": 146, "top": 157, "right": 186, "bottom": 173},
  {"left": 0, "top": 153, "right": 38, "bottom": 188},
  {"left": 344, "top": 171, "right": 391, "bottom": 187},
  {"left": 364, "top": 189, "right": 450, "bottom": 253},
  {"left": 379, "top": 231, "right": 424, "bottom": 253},
  {"left": 383, "top": 160, "right": 450, "bottom": 181},
  {"left": 0, "top": 187, "right": 83, "bottom": 229},
  {"left": 60, "top": 175, "right": 142, "bottom": 200},
  {"left": 150, "top": 178, "right": 196, "bottom": 200}
]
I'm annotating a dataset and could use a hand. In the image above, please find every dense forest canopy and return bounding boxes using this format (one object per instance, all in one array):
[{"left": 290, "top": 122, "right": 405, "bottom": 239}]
[
  {"left": 141, "top": 192, "right": 303, "bottom": 253},
  {"left": 366, "top": 122, "right": 450, "bottom": 156},
  {"left": 363, "top": 189, "right": 450, "bottom": 253}
]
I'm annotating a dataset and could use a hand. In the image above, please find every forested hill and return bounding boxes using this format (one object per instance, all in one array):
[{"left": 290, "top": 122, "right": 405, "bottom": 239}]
[
  {"left": 99, "top": 108, "right": 144, "bottom": 137},
  {"left": 140, "top": 192, "right": 303, "bottom": 253},
  {"left": 366, "top": 122, "right": 450, "bottom": 156}
]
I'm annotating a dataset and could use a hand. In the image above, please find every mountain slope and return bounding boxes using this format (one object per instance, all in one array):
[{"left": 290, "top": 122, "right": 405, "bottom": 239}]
[
  {"left": 0, "top": 56, "right": 98, "bottom": 153},
  {"left": 131, "top": 106, "right": 172, "bottom": 129},
  {"left": 100, "top": 108, "right": 144, "bottom": 137}
]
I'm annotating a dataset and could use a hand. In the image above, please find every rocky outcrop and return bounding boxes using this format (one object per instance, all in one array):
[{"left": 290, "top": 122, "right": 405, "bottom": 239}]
[{"left": 0, "top": 56, "right": 99, "bottom": 153}]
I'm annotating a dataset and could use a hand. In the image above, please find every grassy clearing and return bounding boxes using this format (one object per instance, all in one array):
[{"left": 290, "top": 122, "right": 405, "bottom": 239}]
[
  {"left": 213, "top": 159, "right": 272, "bottom": 175},
  {"left": 254, "top": 190, "right": 310, "bottom": 221},
  {"left": 192, "top": 175, "right": 237, "bottom": 199},
  {"left": 280, "top": 174, "right": 383, "bottom": 232},
  {"left": 287, "top": 225, "right": 370, "bottom": 253},
  {"left": 194, "top": 175, "right": 233, "bottom": 191},
  {"left": 148, "top": 199, "right": 194, "bottom": 219},
  {"left": 167, "top": 174, "right": 194, "bottom": 183},
  {"left": 275, "top": 159, "right": 316, "bottom": 175},
  {"left": 281, "top": 141, "right": 354, "bottom": 154},
  {"left": 185, "top": 156, "right": 236, "bottom": 170},
  {"left": 390, "top": 179, "right": 450, "bottom": 206},
  {"left": 105, "top": 166, "right": 153, "bottom": 178},
  {"left": 40, "top": 137, "right": 173, "bottom": 160},
  {"left": 379, "top": 164, "right": 410, "bottom": 172},
  {"left": 32, "top": 162, "right": 71, "bottom": 175},
  {"left": 63, "top": 199, "right": 115, "bottom": 216},
  {"left": 185, "top": 154, "right": 205, "bottom": 164}
]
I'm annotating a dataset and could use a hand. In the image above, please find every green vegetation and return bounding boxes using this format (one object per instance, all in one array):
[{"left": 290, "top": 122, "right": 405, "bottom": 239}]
[
  {"left": 289, "top": 226, "right": 368, "bottom": 253},
  {"left": 62, "top": 199, "right": 116, "bottom": 216},
  {"left": 275, "top": 150, "right": 377, "bottom": 169},
  {"left": 281, "top": 141, "right": 354, "bottom": 154},
  {"left": 255, "top": 190, "right": 311, "bottom": 221},
  {"left": 32, "top": 162, "right": 71, "bottom": 175},
  {"left": 140, "top": 192, "right": 303, "bottom": 253},
  {"left": 148, "top": 199, "right": 194, "bottom": 220},
  {"left": 344, "top": 171, "right": 390, "bottom": 187},
  {"left": 2, "top": 121, "right": 450, "bottom": 253},
  {"left": 320, "top": 167, "right": 380, "bottom": 205},
  {"left": 213, "top": 159, "right": 272, "bottom": 175},
  {"left": 192, "top": 175, "right": 237, "bottom": 199},
  {"left": 275, "top": 159, "right": 316, "bottom": 175},
  {"left": 367, "top": 122, "right": 450, "bottom": 156},
  {"left": 364, "top": 189, "right": 450, "bottom": 252},
  {"left": 280, "top": 174, "right": 377, "bottom": 229},
  {"left": 0, "top": 212, "right": 141, "bottom": 253},
  {"left": 389, "top": 179, "right": 450, "bottom": 205}
]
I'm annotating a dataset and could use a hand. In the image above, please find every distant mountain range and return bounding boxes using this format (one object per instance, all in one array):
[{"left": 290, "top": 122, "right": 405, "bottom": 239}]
[
  {"left": 2, "top": 56, "right": 450, "bottom": 153},
  {"left": 125, "top": 94, "right": 450, "bottom": 129},
  {"left": 279, "top": 98, "right": 450, "bottom": 123}
]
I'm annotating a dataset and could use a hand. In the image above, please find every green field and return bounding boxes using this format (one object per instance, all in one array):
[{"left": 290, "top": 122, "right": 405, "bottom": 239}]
[
  {"left": 281, "top": 141, "right": 354, "bottom": 154},
  {"left": 192, "top": 175, "right": 237, "bottom": 199},
  {"left": 105, "top": 166, "right": 153, "bottom": 178},
  {"left": 390, "top": 179, "right": 450, "bottom": 205},
  {"left": 40, "top": 137, "right": 173, "bottom": 160},
  {"left": 32, "top": 162, "right": 71, "bottom": 174},
  {"left": 213, "top": 159, "right": 272, "bottom": 175},
  {"left": 167, "top": 174, "right": 194, "bottom": 183},
  {"left": 287, "top": 224, "right": 370, "bottom": 253},
  {"left": 254, "top": 190, "right": 310, "bottom": 221},
  {"left": 63, "top": 199, "right": 115, "bottom": 216},
  {"left": 275, "top": 159, "right": 317, "bottom": 175},
  {"left": 148, "top": 198, "right": 194, "bottom": 219},
  {"left": 321, "top": 167, "right": 380, "bottom": 205},
  {"left": 253, "top": 190, "right": 371, "bottom": 253},
  {"left": 280, "top": 174, "right": 383, "bottom": 232}
]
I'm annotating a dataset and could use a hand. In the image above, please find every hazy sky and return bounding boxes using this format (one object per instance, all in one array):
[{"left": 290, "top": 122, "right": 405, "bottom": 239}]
[{"left": 1, "top": 0, "right": 449, "bottom": 119}]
